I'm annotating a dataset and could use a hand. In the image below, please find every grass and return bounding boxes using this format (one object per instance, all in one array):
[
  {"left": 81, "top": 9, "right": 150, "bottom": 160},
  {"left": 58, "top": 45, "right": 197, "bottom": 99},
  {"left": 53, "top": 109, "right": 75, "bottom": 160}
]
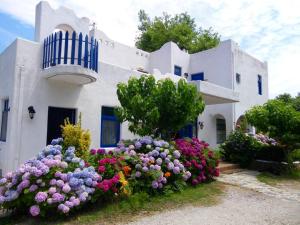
[
  {"left": 257, "top": 170, "right": 300, "bottom": 186},
  {"left": 0, "top": 182, "right": 224, "bottom": 225}
]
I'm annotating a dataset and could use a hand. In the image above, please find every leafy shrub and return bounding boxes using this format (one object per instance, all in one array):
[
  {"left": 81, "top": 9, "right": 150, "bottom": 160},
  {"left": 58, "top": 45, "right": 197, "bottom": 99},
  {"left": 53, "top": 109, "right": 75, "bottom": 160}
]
[
  {"left": 220, "top": 130, "right": 288, "bottom": 169},
  {"left": 220, "top": 130, "right": 262, "bottom": 167},
  {"left": 175, "top": 138, "right": 219, "bottom": 185},
  {"left": 245, "top": 99, "right": 300, "bottom": 148},
  {"left": 0, "top": 138, "right": 100, "bottom": 217},
  {"left": 61, "top": 116, "right": 91, "bottom": 160},
  {"left": 116, "top": 75, "right": 205, "bottom": 140}
]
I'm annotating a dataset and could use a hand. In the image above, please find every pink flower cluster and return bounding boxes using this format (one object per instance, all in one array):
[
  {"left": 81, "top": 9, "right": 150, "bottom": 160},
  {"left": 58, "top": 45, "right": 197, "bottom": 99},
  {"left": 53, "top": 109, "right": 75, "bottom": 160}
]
[
  {"left": 96, "top": 174, "right": 120, "bottom": 192},
  {"left": 175, "top": 138, "right": 219, "bottom": 185}
]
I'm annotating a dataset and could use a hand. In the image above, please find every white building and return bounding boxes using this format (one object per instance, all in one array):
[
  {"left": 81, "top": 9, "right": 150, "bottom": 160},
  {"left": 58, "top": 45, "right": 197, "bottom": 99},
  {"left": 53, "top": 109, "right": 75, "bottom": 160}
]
[{"left": 0, "top": 1, "right": 268, "bottom": 175}]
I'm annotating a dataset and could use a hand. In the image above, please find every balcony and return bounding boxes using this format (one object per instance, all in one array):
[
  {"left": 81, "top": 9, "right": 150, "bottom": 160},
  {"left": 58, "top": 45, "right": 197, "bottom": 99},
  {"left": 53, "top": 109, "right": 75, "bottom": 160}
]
[
  {"left": 191, "top": 80, "right": 239, "bottom": 105},
  {"left": 41, "top": 31, "right": 99, "bottom": 85}
]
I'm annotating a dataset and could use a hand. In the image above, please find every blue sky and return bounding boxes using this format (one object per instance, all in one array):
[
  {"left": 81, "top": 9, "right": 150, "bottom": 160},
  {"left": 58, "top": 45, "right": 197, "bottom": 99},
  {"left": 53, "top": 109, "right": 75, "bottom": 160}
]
[
  {"left": 0, "top": 12, "right": 34, "bottom": 52},
  {"left": 0, "top": 0, "right": 299, "bottom": 98}
]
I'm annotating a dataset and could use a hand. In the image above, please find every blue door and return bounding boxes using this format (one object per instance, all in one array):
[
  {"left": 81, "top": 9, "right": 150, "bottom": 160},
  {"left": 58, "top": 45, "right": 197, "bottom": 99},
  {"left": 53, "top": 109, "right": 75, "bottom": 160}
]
[
  {"left": 178, "top": 124, "right": 193, "bottom": 138},
  {"left": 191, "top": 72, "right": 204, "bottom": 81}
]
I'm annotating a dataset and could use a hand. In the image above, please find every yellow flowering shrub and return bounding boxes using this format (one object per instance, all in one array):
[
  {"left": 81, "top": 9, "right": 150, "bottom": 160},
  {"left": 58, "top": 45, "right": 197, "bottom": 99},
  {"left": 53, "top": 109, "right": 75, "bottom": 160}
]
[{"left": 61, "top": 114, "right": 91, "bottom": 160}]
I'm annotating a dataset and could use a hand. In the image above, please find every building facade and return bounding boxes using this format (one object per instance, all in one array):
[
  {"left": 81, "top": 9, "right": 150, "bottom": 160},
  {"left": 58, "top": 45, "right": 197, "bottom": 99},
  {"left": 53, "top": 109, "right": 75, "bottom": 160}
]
[{"left": 0, "top": 1, "right": 268, "bottom": 175}]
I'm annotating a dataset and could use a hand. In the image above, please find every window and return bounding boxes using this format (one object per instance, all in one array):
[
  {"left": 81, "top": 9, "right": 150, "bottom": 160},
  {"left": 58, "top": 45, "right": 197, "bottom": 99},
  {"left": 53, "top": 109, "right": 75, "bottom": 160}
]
[
  {"left": 174, "top": 65, "right": 182, "bottom": 76},
  {"left": 0, "top": 99, "right": 9, "bottom": 142},
  {"left": 191, "top": 72, "right": 204, "bottom": 81},
  {"left": 258, "top": 75, "right": 262, "bottom": 95},
  {"left": 101, "top": 106, "right": 120, "bottom": 147},
  {"left": 216, "top": 118, "right": 226, "bottom": 144},
  {"left": 236, "top": 73, "right": 241, "bottom": 84}
]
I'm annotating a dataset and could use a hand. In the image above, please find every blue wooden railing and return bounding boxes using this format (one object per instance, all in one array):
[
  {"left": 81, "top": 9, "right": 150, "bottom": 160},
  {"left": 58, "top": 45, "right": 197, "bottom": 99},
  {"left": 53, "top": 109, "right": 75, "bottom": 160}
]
[{"left": 42, "top": 31, "right": 99, "bottom": 73}]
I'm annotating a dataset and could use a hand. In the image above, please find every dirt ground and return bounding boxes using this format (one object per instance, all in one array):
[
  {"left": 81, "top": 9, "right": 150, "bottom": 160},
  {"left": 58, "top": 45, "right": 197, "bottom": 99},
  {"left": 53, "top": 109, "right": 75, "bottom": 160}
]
[{"left": 125, "top": 185, "right": 300, "bottom": 225}]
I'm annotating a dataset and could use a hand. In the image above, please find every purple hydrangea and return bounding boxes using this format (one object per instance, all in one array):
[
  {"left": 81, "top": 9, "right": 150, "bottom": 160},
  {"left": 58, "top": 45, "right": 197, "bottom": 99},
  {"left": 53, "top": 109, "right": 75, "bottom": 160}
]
[
  {"left": 151, "top": 181, "right": 159, "bottom": 189},
  {"left": 135, "top": 171, "right": 142, "bottom": 178},
  {"left": 52, "top": 193, "right": 65, "bottom": 203},
  {"left": 173, "top": 167, "right": 180, "bottom": 174},
  {"left": 35, "top": 192, "right": 48, "bottom": 203},
  {"left": 29, "top": 184, "right": 38, "bottom": 193},
  {"left": 29, "top": 205, "right": 40, "bottom": 217},
  {"left": 173, "top": 150, "right": 181, "bottom": 159},
  {"left": 62, "top": 184, "right": 71, "bottom": 193}
]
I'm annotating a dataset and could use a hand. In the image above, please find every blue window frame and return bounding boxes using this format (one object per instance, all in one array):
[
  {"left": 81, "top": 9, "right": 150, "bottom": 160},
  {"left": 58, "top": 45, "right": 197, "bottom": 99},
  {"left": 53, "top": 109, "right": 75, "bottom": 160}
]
[
  {"left": 258, "top": 75, "right": 262, "bottom": 95},
  {"left": 174, "top": 65, "right": 182, "bottom": 76},
  {"left": 191, "top": 72, "right": 204, "bottom": 81},
  {"left": 101, "top": 107, "right": 120, "bottom": 147},
  {"left": 0, "top": 99, "right": 9, "bottom": 142}
]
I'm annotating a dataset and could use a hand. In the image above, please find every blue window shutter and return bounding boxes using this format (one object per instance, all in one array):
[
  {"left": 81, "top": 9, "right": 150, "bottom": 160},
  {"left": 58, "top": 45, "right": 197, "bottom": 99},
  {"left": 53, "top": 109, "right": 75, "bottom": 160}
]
[
  {"left": 191, "top": 72, "right": 204, "bottom": 81},
  {"left": 174, "top": 65, "right": 182, "bottom": 76}
]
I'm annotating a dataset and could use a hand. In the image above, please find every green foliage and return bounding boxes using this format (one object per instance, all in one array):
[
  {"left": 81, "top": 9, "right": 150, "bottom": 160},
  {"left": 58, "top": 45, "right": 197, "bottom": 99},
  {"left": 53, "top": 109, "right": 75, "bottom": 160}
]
[
  {"left": 276, "top": 93, "right": 300, "bottom": 111},
  {"left": 61, "top": 114, "right": 91, "bottom": 160},
  {"left": 245, "top": 99, "right": 300, "bottom": 147},
  {"left": 116, "top": 75, "right": 205, "bottom": 140},
  {"left": 136, "top": 10, "right": 220, "bottom": 53},
  {"left": 220, "top": 130, "right": 261, "bottom": 167}
]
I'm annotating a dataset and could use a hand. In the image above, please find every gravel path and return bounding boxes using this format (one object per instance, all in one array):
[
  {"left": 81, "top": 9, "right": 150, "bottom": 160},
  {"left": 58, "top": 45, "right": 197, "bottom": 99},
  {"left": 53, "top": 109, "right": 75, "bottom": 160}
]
[
  {"left": 125, "top": 185, "right": 300, "bottom": 225},
  {"left": 217, "top": 170, "right": 300, "bottom": 202}
]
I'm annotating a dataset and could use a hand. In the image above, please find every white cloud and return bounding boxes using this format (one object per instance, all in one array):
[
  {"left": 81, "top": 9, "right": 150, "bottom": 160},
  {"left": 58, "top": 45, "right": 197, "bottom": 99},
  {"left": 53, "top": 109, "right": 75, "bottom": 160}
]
[{"left": 0, "top": 0, "right": 299, "bottom": 97}]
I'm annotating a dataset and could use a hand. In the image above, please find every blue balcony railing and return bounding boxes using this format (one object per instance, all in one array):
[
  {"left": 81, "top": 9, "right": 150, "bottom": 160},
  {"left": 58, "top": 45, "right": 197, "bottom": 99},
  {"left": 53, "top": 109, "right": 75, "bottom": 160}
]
[{"left": 42, "top": 31, "right": 98, "bottom": 72}]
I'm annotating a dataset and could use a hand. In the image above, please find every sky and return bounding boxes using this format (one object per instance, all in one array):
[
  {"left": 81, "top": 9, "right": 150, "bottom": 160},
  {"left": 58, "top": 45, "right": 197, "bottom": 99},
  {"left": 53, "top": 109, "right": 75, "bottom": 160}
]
[{"left": 0, "top": 0, "right": 299, "bottom": 98}]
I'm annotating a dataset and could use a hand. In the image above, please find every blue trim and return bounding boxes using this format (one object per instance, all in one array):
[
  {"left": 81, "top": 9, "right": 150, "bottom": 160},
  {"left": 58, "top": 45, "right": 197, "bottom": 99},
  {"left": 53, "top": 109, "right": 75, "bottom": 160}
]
[
  {"left": 58, "top": 31, "right": 62, "bottom": 64},
  {"left": 84, "top": 35, "right": 89, "bottom": 68},
  {"left": 191, "top": 72, "right": 204, "bottom": 81},
  {"left": 52, "top": 32, "right": 57, "bottom": 66},
  {"left": 89, "top": 36, "right": 94, "bottom": 69},
  {"left": 100, "top": 113, "right": 120, "bottom": 148},
  {"left": 50, "top": 34, "right": 53, "bottom": 66},
  {"left": 78, "top": 33, "right": 82, "bottom": 65},
  {"left": 174, "top": 65, "right": 182, "bottom": 76},
  {"left": 258, "top": 75, "right": 262, "bottom": 95},
  {"left": 71, "top": 31, "right": 76, "bottom": 64},
  {"left": 64, "top": 31, "right": 69, "bottom": 64},
  {"left": 42, "top": 38, "right": 46, "bottom": 68}
]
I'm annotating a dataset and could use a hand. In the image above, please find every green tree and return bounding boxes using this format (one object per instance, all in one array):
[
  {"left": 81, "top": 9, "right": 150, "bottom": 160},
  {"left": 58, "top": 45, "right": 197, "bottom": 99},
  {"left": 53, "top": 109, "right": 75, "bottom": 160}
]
[
  {"left": 245, "top": 99, "right": 300, "bottom": 147},
  {"left": 135, "top": 10, "right": 220, "bottom": 53},
  {"left": 116, "top": 75, "right": 205, "bottom": 140},
  {"left": 276, "top": 93, "right": 300, "bottom": 112}
]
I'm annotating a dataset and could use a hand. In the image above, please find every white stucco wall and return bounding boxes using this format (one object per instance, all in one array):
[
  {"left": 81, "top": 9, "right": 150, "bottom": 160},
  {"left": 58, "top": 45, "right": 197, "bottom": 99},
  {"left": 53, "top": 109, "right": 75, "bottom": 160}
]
[
  {"left": 189, "top": 40, "right": 233, "bottom": 89},
  {"left": 35, "top": 1, "right": 90, "bottom": 42},
  {"left": 233, "top": 44, "right": 269, "bottom": 122},
  {"left": 0, "top": 40, "right": 19, "bottom": 175}
]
